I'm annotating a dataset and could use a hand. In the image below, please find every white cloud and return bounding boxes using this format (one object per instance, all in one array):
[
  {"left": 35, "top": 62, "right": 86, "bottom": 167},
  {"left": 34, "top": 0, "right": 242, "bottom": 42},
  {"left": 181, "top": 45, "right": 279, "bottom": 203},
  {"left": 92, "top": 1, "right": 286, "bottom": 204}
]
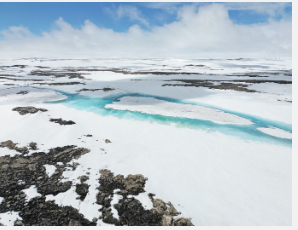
[
  {"left": 139, "top": 2, "right": 182, "bottom": 14},
  {"left": 223, "top": 2, "right": 291, "bottom": 17},
  {"left": 0, "top": 4, "right": 292, "bottom": 59},
  {"left": 141, "top": 2, "right": 291, "bottom": 18},
  {"left": 107, "top": 5, "right": 149, "bottom": 27},
  {"left": 1, "top": 26, "right": 33, "bottom": 39}
]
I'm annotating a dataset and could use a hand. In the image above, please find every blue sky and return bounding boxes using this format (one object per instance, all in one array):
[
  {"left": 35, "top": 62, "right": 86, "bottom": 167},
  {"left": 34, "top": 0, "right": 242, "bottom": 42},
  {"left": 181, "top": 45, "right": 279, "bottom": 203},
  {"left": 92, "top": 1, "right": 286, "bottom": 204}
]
[
  {"left": 0, "top": 2, "right": 292, "bottom": 58},
  {"left": 0, "top": 2, "right": 292, "bottom": 36}
]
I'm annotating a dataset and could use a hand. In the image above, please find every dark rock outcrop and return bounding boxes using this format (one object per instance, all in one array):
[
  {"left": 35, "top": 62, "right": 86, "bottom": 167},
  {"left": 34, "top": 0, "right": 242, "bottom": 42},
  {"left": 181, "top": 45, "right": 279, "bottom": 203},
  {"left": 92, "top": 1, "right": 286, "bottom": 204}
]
[
  {"left": 50, "top": 118, "right": 76, "bottom": 125},
  {"left": 77, "top": 87, "right": 115, "bottom": 92},
  {"left": 75, "top": 183, "right": 89, "bottom": 200},
  {"left": 0, "top": 144, "right": 89, "bottom": 197},
  {"left": 80, "top": 175, "right": 89, "bottom": 183},
  {"left": 0, "top": 142, "right": 193, "bottom": 226},
  {"left": 0, "top": 140, "right": 29, "bottom": 154},
  {"left": 96, "top": 169, "right": 193, "bottom": 226},
  {"left": 16, "top": 91, "right": 28, "bottom": 95},
  {"left": 19, "top": 197, "right": 95, "bottom": 226},
  {"left": 12, "top": 106, "right": 48, "bottom": 115},
  {"left": 0, "top": 143, "right": 92, "bottom": 226}
]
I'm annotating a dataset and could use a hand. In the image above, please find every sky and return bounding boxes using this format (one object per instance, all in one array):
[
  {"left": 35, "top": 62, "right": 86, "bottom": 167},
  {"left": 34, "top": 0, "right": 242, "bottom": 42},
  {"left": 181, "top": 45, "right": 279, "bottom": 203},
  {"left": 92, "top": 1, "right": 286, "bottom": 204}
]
[{"left": 0, "top": 2, "right": 292, "bottom": 58}]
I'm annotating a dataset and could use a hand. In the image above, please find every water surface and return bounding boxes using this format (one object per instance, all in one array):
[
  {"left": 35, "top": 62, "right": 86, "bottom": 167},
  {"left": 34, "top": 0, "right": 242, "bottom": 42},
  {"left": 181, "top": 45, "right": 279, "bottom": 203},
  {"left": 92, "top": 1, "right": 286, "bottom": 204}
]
[{"left": 47, "top": 90, "right": 292, "bottom": 147}]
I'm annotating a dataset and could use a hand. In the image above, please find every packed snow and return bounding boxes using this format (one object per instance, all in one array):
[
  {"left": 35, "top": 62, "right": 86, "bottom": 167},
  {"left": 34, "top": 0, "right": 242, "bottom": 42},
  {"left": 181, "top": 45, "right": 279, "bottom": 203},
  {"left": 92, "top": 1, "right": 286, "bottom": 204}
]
[
  {"left": 43, "top": 165, "right": 56, "bottom": 177},
  {"left": 257, "top": 127, "right": 292, "bottom": 139},
  {"left": 0, "top": 87, "right": 67, "bottom": 104},
  {"left": 105, "top": 96, "right": 254, "bottom": 125},
  {"left": 21, "top": 186, "right": 42, "bottom": 201},
  {"left": 0, "top": 212, "right": 22, "bottom": 226}
]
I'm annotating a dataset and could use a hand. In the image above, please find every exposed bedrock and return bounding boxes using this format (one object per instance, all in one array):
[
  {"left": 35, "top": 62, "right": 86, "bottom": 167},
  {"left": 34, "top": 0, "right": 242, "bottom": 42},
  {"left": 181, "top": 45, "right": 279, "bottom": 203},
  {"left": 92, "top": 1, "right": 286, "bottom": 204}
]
[
  {"left": 0, "top": 142, "right": 192, "bottom": 226},
  {"left": 75, "top": 183, "right": 89, "bottom": 201},
  {"left": 0, "top": 143, "right": 92, "bottom": 226},
  {"left": 16, "top": 91, "right": 28, "bottom": 95},
  {"left": 19, "top": 197, "right": 95, "bottom": 226},
  {"left": 50, "top": 118, "right": 76, "bottom": 125},
  {"left": 96, "top": 169, "right": 193, "bottom": 226},
  {"left": 30, "top": 70, "right": 87, "bottom": 80},
  {"left": 162, "top": 79, "right": 292, "bottom": 92},
  {"left": 32, "top": 82, "right": 85, "bottom": 86},
  {"left": 0, "top": 140, "right": 29, "bottom": 154},
  {"left": 12, "top": 106, "right": 48, "bottom": 115},
  {"left": 0, "top": 144, "right": 89, "bottom": 197},
  {"left": 77, "top": 87, "right": 115, "bottom": 92}
]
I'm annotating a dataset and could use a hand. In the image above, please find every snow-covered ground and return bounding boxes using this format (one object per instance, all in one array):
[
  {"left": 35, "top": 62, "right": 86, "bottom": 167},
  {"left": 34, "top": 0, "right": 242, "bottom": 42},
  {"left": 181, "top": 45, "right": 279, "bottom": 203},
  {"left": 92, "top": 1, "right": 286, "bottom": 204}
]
[
  {"left": 257, "top": 127, "right": 292, "bottom": 139},
  {"left": 0, "top": 211, "right": 22, "bottom": 226},
  {"left": 105, "top": 96, "right": 254, "bottom": 125},
  {"left": 0, "top": 58, "right": 292, "bottom": 225}
]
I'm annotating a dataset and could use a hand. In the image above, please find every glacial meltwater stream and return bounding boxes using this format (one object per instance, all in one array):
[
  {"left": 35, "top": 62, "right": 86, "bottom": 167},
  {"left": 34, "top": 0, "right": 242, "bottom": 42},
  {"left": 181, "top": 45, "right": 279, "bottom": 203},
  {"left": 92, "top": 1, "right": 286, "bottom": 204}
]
[{"left": 48, "top": 90, "right": 292, "bottom": 147}]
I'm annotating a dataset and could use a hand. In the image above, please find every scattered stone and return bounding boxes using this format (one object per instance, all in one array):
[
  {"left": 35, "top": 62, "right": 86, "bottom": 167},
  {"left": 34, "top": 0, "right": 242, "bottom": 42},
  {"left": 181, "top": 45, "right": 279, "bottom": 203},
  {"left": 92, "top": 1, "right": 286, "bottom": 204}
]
[
  {"left": 167, "top": 202, "right": 181, "bottom": 216},
  {"left": 16, "top": 91, "right": 28, "bottom": 95},
  {"left": 172, "top": 217, "right": 194, "bottom": 226},
  {"left": 14, "top": 146, "right": 28, "bottom": 154},
  {"left": 75, "top": 183, "right": 89, "bottom": 201},
  {"left": 105, "top": 139, "right": 111, "bottom": 144},
  {"left": 114, "top": 197, "right": 161, "bottom": 226},
  {"left": 161, "top": 215, "right": 173, "bottom": 226},
  {"left": 30, "top": 70, "right": 86, "bottom": 80},
  {"left": 29, "top": 142, "right": 37, "bottom": 150},
  {"left": 92, "top": 217, "right": 98, "bottom": 223},
  {"left": 50, "top": 118, "right": 76, "bottom": 125},
  {"left": 148, "top": 193, "right": 156, "bottom": 198},
  {"left": 33, "top": 82, "right": 85, "bottom": 86},
  {"left": 0, "top": 140, "right": 17, "bottom": 149},
  {"left": 0, "top": 140, "right": 28, "bottom": 154},
  {"left": 68, "top": 219, "right": 82, "bottom": 226},
  {"left": 77, "top": 87, "right": 115, "bottom": 92},
  {"left": 151, "top": 198, "right": 167, "bottom": 215},
  {"left": 97, "top": 169, "right": 147, "bottom": 196},
  {"left": 12, "top": 106, "right": 48, "bottom": 115},
  {"left": 102, "top": 87, "right": 115, "bottom": 92},
  {"left": 162, "top": 79, "right": 291, "bottom": 92},
  {"left": 80, "top": 175, "right": 89, "bottom": 183},
  {"left": 14, "top": 219, "right": 25, "bottom": 226}
]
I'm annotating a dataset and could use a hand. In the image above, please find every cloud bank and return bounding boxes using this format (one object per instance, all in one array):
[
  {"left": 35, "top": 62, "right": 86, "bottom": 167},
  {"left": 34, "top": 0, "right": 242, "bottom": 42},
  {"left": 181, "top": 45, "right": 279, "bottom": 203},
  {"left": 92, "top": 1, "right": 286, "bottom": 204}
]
[{"left": 0, "top": 4, "right": 292, "bottom": 58}]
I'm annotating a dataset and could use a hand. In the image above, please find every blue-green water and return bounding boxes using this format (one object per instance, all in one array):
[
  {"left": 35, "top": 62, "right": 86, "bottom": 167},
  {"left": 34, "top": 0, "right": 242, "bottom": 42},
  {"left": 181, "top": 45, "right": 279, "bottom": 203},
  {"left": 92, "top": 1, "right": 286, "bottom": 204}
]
[{"left": 47, "top": 89, "right": 292, "bottom": 147}]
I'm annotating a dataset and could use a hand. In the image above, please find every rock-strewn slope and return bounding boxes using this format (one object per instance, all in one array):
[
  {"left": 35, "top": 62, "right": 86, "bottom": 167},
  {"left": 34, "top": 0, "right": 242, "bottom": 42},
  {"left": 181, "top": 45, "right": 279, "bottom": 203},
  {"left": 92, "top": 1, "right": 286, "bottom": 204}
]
[
  {"left": 96, "top": 169, "right": 193, "bottom": 226},
  {"left": 0, "top": 141, "right": 193, "bottom": 226}
]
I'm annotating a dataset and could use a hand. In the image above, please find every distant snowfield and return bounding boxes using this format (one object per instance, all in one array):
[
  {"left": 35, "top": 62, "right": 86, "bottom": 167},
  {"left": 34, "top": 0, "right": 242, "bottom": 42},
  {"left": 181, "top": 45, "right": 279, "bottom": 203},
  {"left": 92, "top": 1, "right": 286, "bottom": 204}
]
[
  {"left": 106, "top": 96, "right": 254, "bottom": 125},
  {"left": 0, "top": 58, "right": 292, "bottom": 226},
  {"left": 257, "top": 127, "right": 292, "bottom": 139},
  {"left": 0, "top": 87, "right": 67, "bottom": 104}
]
